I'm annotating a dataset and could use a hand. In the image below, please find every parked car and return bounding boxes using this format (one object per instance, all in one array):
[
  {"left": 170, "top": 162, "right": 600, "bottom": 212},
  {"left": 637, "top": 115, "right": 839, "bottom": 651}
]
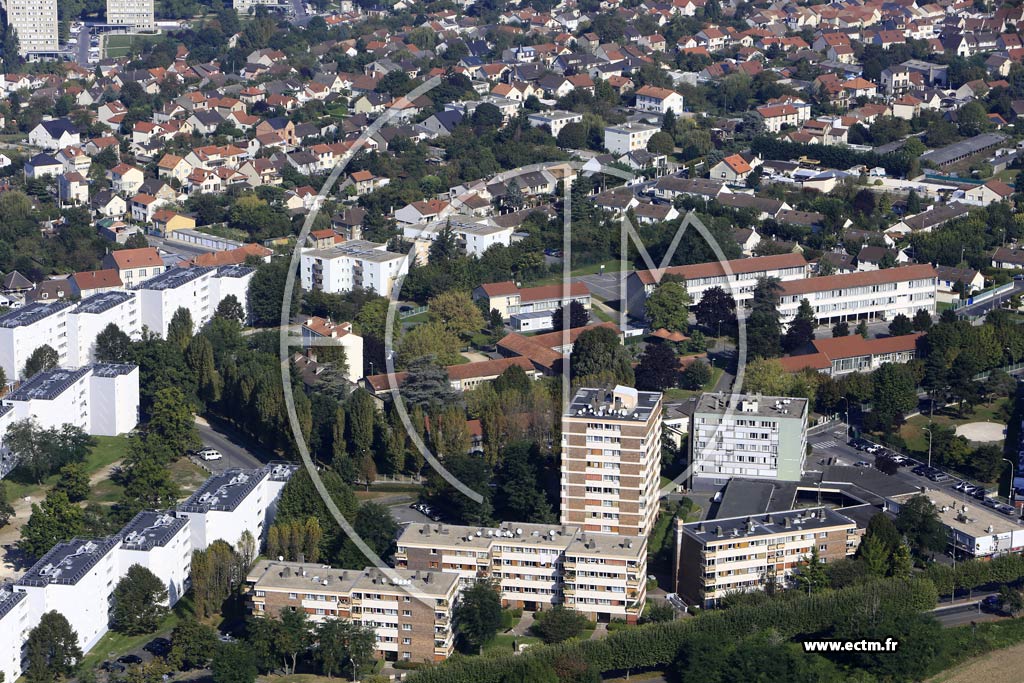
[
  {"left": 854, "top": 461, "right": 871, "bottom": 467},
  {"left": 973, "top": 488, "right": 990, "bottom": 500},
  {"left": 118, "top": 655, "right": 143, "bottom": 665},
  {"left": 197, "top": 448, "right": 222, "bottom": 461},
  {"left": 981, "top": 595, "right": 1003, "bottom": 613},
  {"left": 144, "top": 638, "right": 171, "bottom": 656},
  {"left": 928, "top": 472, "right": 950, "bottom": 482}
]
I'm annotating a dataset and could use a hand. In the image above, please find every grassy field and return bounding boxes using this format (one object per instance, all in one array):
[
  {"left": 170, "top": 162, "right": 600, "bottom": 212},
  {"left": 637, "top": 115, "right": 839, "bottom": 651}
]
[
  {"left": 103, "top": 33, "right": 152, "bottom": 58},
  {"left": 4, "top": 435, "right": 130, "bottom": 501},
  {"left": 482, "top": 634, "right": 542, "bottom": 656},
  {"left": 80, "top": 606, "right": 184, "bottom": 670},
  {"left": 900, "top": 399, "right": 1009, "bottom": 452},
  {"left": 664, "top": 365, "right": 724, "bottom": 400}
]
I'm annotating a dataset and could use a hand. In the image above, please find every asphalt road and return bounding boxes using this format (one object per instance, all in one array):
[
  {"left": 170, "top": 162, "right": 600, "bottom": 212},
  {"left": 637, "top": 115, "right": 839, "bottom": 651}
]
[
  {"left": 932, "top": 597, "right": 1004, "bottom": 627},
  {"left": 957, "top": 280, "right": 1024, "bottom": 320},
  {"left": 194, "top": 420, "right": 264, "bottom": 473}
]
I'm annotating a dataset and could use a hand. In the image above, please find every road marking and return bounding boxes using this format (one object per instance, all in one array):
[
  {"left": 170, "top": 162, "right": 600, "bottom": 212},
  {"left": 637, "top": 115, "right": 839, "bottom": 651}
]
[{"left": 812, "top": 440, "right": 837, "bottom": 449}]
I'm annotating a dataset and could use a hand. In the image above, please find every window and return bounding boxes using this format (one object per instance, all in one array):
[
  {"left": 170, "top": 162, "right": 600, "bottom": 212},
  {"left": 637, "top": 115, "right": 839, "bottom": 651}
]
[
  {"left": 403, "top": 610, "right": 412, "bottom": 617},
  {"left": 403, "top": 638, "right": 411, "bottom": 645},
  {"left": 402, "top": 624, "right": 412, "bottom": 631},
  {"left": 288, "top": 593, "right": 297, "bottom": 600}
]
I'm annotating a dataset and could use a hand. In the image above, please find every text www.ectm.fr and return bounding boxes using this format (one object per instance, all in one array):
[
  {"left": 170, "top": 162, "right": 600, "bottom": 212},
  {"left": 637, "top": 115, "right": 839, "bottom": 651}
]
[{"left": 803, "top": 639, "right": 899, "bottom": 653}]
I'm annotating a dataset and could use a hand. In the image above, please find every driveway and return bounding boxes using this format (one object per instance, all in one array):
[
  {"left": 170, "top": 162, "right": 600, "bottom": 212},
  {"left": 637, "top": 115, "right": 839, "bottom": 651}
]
[
  {"left": 193, "top": 417, "right": 265, "bottom": 473},
  {"left": 510, "top": 610, "right": 535, "bottom": 636}
]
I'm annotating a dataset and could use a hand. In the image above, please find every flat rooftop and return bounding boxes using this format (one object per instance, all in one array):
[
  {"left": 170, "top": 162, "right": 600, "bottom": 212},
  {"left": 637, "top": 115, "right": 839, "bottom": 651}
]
[
  {"left": 566, "top": 532, "right": 645, "bottom": 560},
  {"left": 917, "top": 487, "right": 1024, "bottom": 538},
  {"left": 715, "top": 478, "right": 799, "bottom": 518},
  {"left": 216, "top": 264, "right": 255, "bottom": 278},
  {"left": 0, "top": 585, "right": 25, "bottom": 620},
  {"left": 920, "top": 133, "right": 1007, "bottom": 166},
  {"left": 0, "top": 300, "right": 71, "bottom": 328},
  {"left": 6, "top": 367, "right": 91, "bottom": 401},
  {"left": 119, "top": 511, "right": 188, "bottom": 551},
  {"left": 398, "top": 520, "right": 645, "bottom": 558},
  {"left": 565, "top": 385, "right": 661, "bottom": 422},
  {"left": 18, "top": 537, "right": 120, "bottom": 587},
  {"left": 680, "top": 507, "right": 855, "bottom": 545},
  {"left": 137, "top": 266, "right": 213, "bottom": 291},
  {"left": 695, "top": 392, "right": 808, "bottom": 419},
  {"left": 178, "top": 468, "right": 267, "bottom": 513},
  {"left": 305, "top": 239, "right": 405, "bottom": 263},
  {"left": 73, "top": 290, "right": 134, "bottom": 315},
  {"left": 247, "top": 560, "right": 459, "bottom": 597},
  {"left": 91, "top": 362, "right": 137, "bottom": 378}
]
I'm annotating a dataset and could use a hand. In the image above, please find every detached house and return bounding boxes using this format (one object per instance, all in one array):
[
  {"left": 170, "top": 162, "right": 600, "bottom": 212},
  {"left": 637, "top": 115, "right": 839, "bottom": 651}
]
[
  {"left": 710, "top": 154, "right": 758, "bottom": 183},
  {"left": 634, "top": 85, "right": 685, "bottom": 115},
  {"left": 102, "top": 247, "right": 164, "bottom": 287},
  {"left": 108, "top": 164, "right": 145, "bottom": 196},
  {"left": 29, "top": 119, "right": 81, "bottom": 150}
]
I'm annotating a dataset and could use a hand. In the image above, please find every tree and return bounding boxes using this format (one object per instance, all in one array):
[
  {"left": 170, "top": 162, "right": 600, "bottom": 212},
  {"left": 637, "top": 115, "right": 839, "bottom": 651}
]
[
  {"left": 215, "top": 294, "right": 246, "bottom": 323},
  {"left": 0, "top": 481, "right": 14, "bottom": 528},
  {"left": 889, "top": 543, "right": 913, "bottom": 579},
  {"left": 870, "top": 363, "right": 918, "bottom": 430},
  {"left": 457, "top": 580, "right": 503, "bottom": 653},
  {"left": 314, "top": 619, "right": 376, "bottom": 679},
  {"left": 570, "top": 326, "right": 634, "bottom": 386},
  {"left": 641, "top": 601, "right": 677, "bottom": 624},
  {"left": 22, "top": 344, "right": 58, "bottom": 378},
  {"left": 680, "top": 359, "right": 712, "bottom": 390},
  {"left": 249, "top": 259, "right": 300, "bottom": 328},
  {"left": 18, "top": 491, "right": 85, "bottom": 561},
  {"left": 169, "top": 619, "right": 218, "bottom": 670},
  {"left": 888, "top": 313, "right": 913, "bottom": 336},
  {"left": 550, "top": 301, "right": 590, "bottom": 331},
  {"left": 747, "top": 278, "right": 782, "bottom": 359},
  {"left": 338, "top": 502, "right": 399, "bottom": 568},
  {"left": 94, "top": 323, "right": 133, "bottom": 362},
  {"left": 428, "top": 291, "right": 485, "bottom": 337},
  {"left": 186, "top": 335, "right": 223, "bottom": 406},
  {"left": 557, "top": 122, "right": 587, "bottom": 149},
  {"left": 832, "top": 321, "right": 850, "bottom": 337},
  {"left": 25, "top": 611, "right": 82, "bottom": 683},
  {"left": 856, "top": 320, "right": 869, "bottom": 338},
  {"left": 531, "top": 606, "right": 589, "bottom": 644},
  {"left": 858, "top": 534, "right": 890, "bottom": 577},
  {"left": 53, "top": 463, "right": 90, "bottom": 503},
  {"left": 147, "top": 387, "right": 200, "bottom": 452},
  {"left": 166, "top": 307, "right": 194, "bottom": 351},
  {"left": 797, "top": 546, "right": 828, "bottom": 593},
  {"left": 211, "top": 642, "right": 258, "bottom": 683},
  {"left": 895, "top": 493, "right": 948, "bottom": 558},
  {"left": 1001, "top": 585, "right": 1024, "bottom": 616},
  {"left": 635, "top": 343, "right": 680, "bottom": 391},
  {"left": 400, "top": 358, "right": 462, "bottom": 409},
  {"left": 694, "top": 286, "right": 736, "bottom": 336},
  {"left": 645, "top": 281, "right": 691, "bottom": 332},
  {"left": 493, "top": 441, "right": 554, "bottom": 523},
  {"left": 783, "top": 299, "right": 816, "bottom": 352},
  {"left": 111, "top": 565, "right": 169, "bottom": 635},
  {"left": 912, "top": 309, "right": 933, "bottom": 332},
  {"left": 647, "top": 131, "right": 675, "bottom": 155},
  {"left": 397, "top": 322, "right": 463, "bottom": 367},
  {"left": 278, "top": 608, "right": 312, "bottom": 675}
]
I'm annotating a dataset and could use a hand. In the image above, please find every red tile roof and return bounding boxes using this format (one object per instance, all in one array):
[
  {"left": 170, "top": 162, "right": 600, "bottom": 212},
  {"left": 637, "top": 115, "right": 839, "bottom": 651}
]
[
  {"left": 634, "top": 253, "right": 807, "bottom": 286},
  {"left": 779, "top": 264, "right": 937, "bottom": 296}
]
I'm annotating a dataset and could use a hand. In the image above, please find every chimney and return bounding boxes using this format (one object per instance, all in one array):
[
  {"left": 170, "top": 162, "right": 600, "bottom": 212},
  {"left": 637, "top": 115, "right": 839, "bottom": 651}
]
[{"left": 715, "top": 525, "right": 723, "bottom": 538}]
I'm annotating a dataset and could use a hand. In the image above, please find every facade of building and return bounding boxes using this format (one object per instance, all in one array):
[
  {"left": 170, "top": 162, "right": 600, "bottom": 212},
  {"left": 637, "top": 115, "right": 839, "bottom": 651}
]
[
  {"left": 776, "top": 265, "right": 938, "bottom": 325},
  {"left": 2, "top": 364, "right": 139, "bottom": 437},
  {"left": 0, "top": 301, "right": 71, "bottom": 380},
  {"left": 603, "top": 122, "right": 659, "bottom": 155},
  {"left": 888, "top": 489, "right": 1024, "bottom": 559},
  {"left": 396, "top": 521, "right": 647, "bottom": 622},
  {"left": 689, "top": 393, "right": 808, "bottom": 483},
  {"left": 301, "top": 317, "right": 364, "bottom": 384},
  {"left": 7, "top": 0, "right": 59, "bottom": 55},
  {"left": 246, "top": 561, "right": 460, "bottom": 663},
  {"left": 300, "top": 240, "right": 408, "bottom": 295},
  {"left": 560, "top": 385, "right": 663, "bottom": 538},
  {"left": 0, "top": 588, "right": 29, "bottom": 683},
  {"left": 177, "top": 464, "right": 296, "bottom": 550},
  {"left": 115, "top": 511, "right": 191, "bottom": 606},
  {"left": 527, "top": 110, "right": 584, "bottom": 137},
  {"left": 673, "top": 507, "right": 859, "bottom": 607},
  {"left": 106, "top": 0, "right": 155, "bottom": 30},
  {"left": 473, "top": 281, "right": 591, "bottom": 320},
  {"left": 778, "top": 333, "right": 922, "bottom": 376},
  {"left": 136, "top": 267, "right": 215, "bottom": 337},
  {"left": 626, "top": 254, "right": 808, "bottom": 318},
  {"left": 66, "top": 291, "right": 140, "bottom": 368}
]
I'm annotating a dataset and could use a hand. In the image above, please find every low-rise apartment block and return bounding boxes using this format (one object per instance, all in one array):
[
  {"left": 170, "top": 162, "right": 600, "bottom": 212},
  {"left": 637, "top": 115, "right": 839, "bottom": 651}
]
[
  {"left": 560, "top": 385, "right": 663, "bottom": 537},
  {"left": 66, "top": 291, "right": 140, "bottom": 368},
  {"left": 473, "top": 281, "right": 591, "bottom": 322},
  {"left": 116, "top": 511, "right": 191, "bottom": 605},
  {"left": 527, "top": 110, "right": 584, "bottom": 137},
  {"left": 673, "top": 507, "right": 859, "bottom": 608},
  {"left": 777, "top": 264, "right": 937, "bottom": 325},
  {"left": 2, "top": 364, "right": 139, "bottom": 437},
  {"left": 603, "top": 122, "right": 660, "bottom": 155},
  {"left": 0, "top": 302, "right": 71, "bottom": 380},
  {"left": 246, "top": 561, "right": 460, "bottom": 663},
  {"left": 177, "top": 464, "right": 296, "bottom": 550},
  {"left": 689, "top": 393, "right": 808, "bottom": 483},
  {"left": 0, "top": 587, "right": 29, "bottom": 683},
  {"left": 396, "top": 521, "right": 648, "bottom": 623},
  {"left": 15, "top": 537, "right": 122, "bottom": 651},
  {"left": 625, "top": 254, "right": 808, "bottom": 318},
  {"left": 779, "top": 333, "right": 922, "bottom": 376},
  {"left": 300, "top": 240, "right": 409, "bottom": 295}
]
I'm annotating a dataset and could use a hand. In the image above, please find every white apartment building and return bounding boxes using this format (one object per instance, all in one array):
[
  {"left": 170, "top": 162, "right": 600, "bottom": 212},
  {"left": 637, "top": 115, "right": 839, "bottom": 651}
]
[
  {"left": 403, "top": 218, "right": 515, "bottom": 260},
  {"left": 116, "top": 511, "right": 191, "bottom": 605},
  {"left": 106, "top": 0, "right": 155, "bottom": 31},
  {"left": 560, "top": 386, "right": 663, "bottom": 538},
  {"left": 15, "top": 537, "right": 121, "bottom": 651},
  {"left": 210, "top": 265, "right": 255, "bottom": 322},
  {"left": 776, "top": 264, "right": 938, "bottom": 325},
  {"left": 6, "top": 0, "right": 58, "bottom": 55},
  {"left": 302, "top": 317, "right": 364, "bottom": 384},
  {"left": 690, "top": 393, "right": 808, "bottom": 483},
  {"left": 177, "top": 464, "right": 296, "bottom": 551},
  {"left": 136, "top": 267, "right": 214, "bottom": 337},
  {"left": 2, "top": 364, "right": 140, "bottom": 437},
  {"left": 625, "top": 253, "right": 808, "bottom": 319},
  {"left": 603, "top": 122, "right": 660, "bottom": 155},
  {"left": 527, "top": 110, "right": 584, "bottom": 138},
  {"left": 633, "top": 85, "right": 685, "bottom": 115},
  {"left": 0, "top": 587, "right": 30, "bottom": 683},
  {"left": 396, "top": 521, "right": 648, "bottom": 623},
  {"left": 300, "top": 240, "right": 409, "bottom": 295},
  {"left": 0, "top": 301, "right": 71, "bottom": 380},
  {"left": 66, "top": 291, "right": 140, "bottom": 368}
]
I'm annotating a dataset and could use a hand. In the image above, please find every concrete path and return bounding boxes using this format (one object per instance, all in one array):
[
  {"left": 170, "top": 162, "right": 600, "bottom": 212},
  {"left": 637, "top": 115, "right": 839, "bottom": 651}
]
[{"left": 510, "top": 610, "right": 535, "bottom": 636}]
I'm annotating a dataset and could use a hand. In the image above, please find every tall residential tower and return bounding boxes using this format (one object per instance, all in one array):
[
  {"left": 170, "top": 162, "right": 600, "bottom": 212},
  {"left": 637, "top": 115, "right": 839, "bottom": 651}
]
[{"left": 6, "top": 0, "right": 59, "bottom": 56}]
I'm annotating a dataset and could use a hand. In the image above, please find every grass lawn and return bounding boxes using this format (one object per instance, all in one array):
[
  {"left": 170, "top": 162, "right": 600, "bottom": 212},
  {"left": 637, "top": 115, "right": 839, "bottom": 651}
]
[
  {"left": 664, "top": 366, "right": 724, "bottom": 400},
  {"left": 592, "top": 307, "right": 614, "bottom": 323},
  {"left": 900, "top": 399, "right": 1009, "bottom": 453},
  {"left": 482, "top": 634, "right": 542, "bottom": 656},
  {"left": 402, "top": 311, "right": 429, "bottom": 324},
  {"left": 80, "top": 607, "right": 184, "bottom": 670},
  {"left": 103, "top": 33, "right": 147, "bottom": 58},
  {"left": 4, "top": 435, "right": 130, "bottom": 501}
]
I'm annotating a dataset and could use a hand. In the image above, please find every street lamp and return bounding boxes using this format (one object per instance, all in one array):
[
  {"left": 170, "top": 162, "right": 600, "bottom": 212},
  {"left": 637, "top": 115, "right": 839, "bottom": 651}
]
[
  {"left": 839, "top": 396, "right": 850, "bottom": 438},
  {"left": 922, "top": 425, "right": 934, "bottom": 469},
  {"left": 1002, "top": 458, "right": 1017, "bottom": 507}
]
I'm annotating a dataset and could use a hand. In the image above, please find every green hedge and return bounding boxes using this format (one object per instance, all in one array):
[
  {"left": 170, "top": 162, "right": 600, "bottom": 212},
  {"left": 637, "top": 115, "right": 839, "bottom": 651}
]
[
  {"left": 923, "top": 553, "right": 1024, "bottom": 596},
  {"left": 408, "top": 578, "right": 937, "bottom": 683}
]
